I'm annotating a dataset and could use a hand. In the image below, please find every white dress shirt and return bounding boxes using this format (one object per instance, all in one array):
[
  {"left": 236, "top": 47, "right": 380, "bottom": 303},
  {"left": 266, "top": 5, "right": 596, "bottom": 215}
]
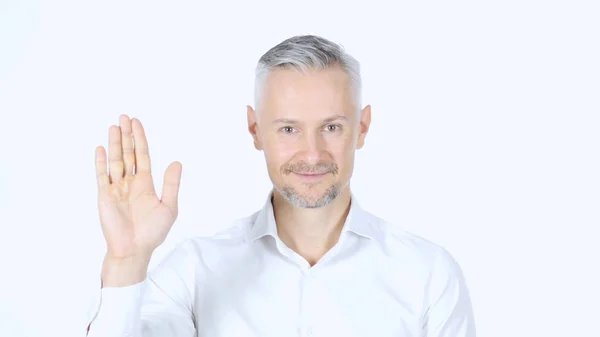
[{"left": 85, "top": 193, "right": 476, "bottom": 337}]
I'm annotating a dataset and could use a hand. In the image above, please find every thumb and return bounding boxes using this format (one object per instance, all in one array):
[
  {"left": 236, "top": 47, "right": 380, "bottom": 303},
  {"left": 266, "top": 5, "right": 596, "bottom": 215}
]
[{"left": 161, "top": 161, "right": 183, "bottom": 213}]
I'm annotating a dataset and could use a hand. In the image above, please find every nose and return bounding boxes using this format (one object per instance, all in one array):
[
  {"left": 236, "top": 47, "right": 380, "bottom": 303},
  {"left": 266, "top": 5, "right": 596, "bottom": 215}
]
[{"left": 301, "top": 130, "right": 326, "bottom": 164}]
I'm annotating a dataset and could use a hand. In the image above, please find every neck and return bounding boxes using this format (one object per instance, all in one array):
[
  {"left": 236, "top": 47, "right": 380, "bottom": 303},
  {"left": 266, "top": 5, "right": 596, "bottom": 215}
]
[{"left": 272, "top": 187, "right": 352, "bottom": 266}]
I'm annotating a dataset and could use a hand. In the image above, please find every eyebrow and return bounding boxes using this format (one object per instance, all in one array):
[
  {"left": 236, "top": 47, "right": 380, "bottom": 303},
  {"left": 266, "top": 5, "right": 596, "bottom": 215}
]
[{"left": 272, "top": 115, "right": 349, "bottom": 124}]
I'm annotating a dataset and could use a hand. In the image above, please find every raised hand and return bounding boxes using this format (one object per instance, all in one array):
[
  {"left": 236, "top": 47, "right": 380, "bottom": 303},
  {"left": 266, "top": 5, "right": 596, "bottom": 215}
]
[{"left": 95, "top": 115, "right": 182, "bottom": 262}]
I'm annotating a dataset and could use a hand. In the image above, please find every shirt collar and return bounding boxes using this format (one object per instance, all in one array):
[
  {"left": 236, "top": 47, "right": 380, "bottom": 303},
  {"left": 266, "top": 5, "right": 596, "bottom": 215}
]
[{"left": 247, "top": 190, "right": 380, "bottom": 244}]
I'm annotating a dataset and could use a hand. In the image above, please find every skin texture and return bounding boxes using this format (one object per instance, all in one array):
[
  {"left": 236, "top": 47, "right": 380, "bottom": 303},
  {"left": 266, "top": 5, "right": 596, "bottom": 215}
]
[{"left": 247, "top": 65, "right": 371, "bottom": 264}]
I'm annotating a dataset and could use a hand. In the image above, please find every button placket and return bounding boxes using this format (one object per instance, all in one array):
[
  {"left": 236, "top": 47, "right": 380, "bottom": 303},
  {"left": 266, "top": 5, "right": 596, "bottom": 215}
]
[{"left": 300, "top": 270, "right": 318, "bottom": 337}]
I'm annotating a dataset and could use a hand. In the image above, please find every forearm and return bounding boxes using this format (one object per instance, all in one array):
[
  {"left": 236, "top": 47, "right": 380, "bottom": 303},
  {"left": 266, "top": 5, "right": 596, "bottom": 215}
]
[{"left": 86, "top": 242, "right": 196, "bottom": 337}]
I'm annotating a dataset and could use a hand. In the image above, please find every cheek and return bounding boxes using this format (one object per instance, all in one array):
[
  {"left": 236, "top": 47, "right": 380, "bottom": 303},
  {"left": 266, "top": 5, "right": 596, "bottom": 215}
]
[
  {"left": 325, "top": 136, "right": 355, "bottom": 161},
  {"left": 270, "top": 136, "right": 295, "bottom": 152},
  {"left": 264, "top": 137, "right": 295, "bottom": 167}
]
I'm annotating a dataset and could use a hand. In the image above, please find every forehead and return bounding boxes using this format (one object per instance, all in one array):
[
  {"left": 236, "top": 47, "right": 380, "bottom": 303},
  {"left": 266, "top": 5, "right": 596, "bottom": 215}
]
[{"left": 260, "top": 66, "right": 355, "bottom": 119}]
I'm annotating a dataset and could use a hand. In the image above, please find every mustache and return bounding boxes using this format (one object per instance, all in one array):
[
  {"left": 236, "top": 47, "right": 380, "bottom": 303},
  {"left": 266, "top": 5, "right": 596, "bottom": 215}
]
[{"left": 281, "top": 161, "right": 339, "bottom": 175}]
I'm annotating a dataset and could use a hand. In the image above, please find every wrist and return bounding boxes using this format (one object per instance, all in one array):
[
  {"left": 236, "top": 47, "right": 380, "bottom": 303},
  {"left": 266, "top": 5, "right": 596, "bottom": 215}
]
[{"left": 101, "top": 253, "right": 152, "bottom": 287}]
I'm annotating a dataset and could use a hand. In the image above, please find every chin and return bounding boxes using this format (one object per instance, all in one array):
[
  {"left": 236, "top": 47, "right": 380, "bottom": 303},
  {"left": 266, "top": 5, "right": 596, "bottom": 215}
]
[{"left": 275, "top": 183, "right": 341, "bottom": 209}]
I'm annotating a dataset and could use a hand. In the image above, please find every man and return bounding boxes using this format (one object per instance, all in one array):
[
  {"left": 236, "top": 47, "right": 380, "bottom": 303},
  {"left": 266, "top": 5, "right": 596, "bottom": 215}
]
[{"left": 86, "top": 35, "right": 475, "bottom": 337}]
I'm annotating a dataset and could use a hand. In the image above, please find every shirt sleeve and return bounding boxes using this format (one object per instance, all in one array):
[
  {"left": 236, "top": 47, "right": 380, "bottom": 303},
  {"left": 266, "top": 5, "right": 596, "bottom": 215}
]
[
  {"left": 422, "top": 246, "right": 476, "bottom": 337},
  {"left": 85, "top": 239, "right": 197, "bottom": 337}
]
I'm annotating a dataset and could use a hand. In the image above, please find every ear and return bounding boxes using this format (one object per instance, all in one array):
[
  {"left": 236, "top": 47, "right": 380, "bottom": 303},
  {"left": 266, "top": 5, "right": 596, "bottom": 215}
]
[
  {"left": 356, "top": 104, "right": 371, "bottom": 149},
  {"left": 246, "top": 105, "right": 262, "bottom": 150}
]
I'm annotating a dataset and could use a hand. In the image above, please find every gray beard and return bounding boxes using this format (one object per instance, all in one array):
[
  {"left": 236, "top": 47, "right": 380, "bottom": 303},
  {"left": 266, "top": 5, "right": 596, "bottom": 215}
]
[{"left": 276, "top": 183, "right": 341, "bottom": 209}]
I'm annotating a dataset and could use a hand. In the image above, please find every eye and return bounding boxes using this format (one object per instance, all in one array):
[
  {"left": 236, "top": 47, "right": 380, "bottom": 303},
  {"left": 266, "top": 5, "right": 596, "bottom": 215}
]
[
  {"left": 280, "top": 126, "right": 295, "bottom": 133},
  {"left": 325, "top": 124, "right": 342, "bottom": 132}
]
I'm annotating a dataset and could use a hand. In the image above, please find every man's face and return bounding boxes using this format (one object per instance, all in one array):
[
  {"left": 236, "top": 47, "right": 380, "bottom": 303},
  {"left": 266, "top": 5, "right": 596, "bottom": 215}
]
[{"left": 247, "top": 66, "right": 371, "bottom": 209}]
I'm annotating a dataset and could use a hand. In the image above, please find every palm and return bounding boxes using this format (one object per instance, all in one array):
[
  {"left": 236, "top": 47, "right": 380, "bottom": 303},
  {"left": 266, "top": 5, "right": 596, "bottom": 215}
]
[{"left": 95, "top": 115, "right": 182, "bottom": 259}]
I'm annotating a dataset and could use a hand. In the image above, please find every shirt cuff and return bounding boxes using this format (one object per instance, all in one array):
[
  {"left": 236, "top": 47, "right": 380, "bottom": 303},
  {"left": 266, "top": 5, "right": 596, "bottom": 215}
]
[{"left": 86, "top": 279, "right": 147, "bottom": 337}]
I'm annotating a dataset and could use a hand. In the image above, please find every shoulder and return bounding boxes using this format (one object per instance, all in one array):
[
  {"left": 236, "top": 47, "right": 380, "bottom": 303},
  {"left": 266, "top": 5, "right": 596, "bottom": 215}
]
[
  {"left": 368, "top": 214, "right": 475, "bottom": 332},
  {"left": 368, "top": 212, "right": 466, "bottom": 280}
]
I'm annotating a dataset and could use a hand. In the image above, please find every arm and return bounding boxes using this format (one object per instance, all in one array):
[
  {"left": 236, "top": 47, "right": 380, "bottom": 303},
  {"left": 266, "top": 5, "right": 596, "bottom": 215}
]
[
  {"left": 422, "top": 247, "right": 476, "bottom": 337},
  {"left": 86, "top": 240, "right": 196, "bottom": 337},
  {"left": 87, "top": 115, "right": 190, "bottom": 336}
]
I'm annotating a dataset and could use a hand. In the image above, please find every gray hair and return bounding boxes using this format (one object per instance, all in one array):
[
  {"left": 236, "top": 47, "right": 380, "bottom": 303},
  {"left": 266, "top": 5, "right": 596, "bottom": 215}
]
[{"left": 254, "top": 35, "right": 362, "bottom": 113}]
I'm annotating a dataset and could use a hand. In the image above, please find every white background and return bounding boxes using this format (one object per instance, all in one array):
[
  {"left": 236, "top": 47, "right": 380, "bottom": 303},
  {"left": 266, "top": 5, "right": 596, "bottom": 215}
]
[{"left": 1, "top": 1, "right": 599, "bottom": 336}]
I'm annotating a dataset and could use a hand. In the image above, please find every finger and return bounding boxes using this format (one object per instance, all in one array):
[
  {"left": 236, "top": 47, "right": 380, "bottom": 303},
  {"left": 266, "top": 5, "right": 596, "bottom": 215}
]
[
  {"left": 161, "top": 161, "right": 182, "bottom": 213},
  {"left": 119, "top": 115, "right": 135, "bottom": 177},
  {"left": 132, "top": 118, "right": 151, "bottom": 173},
  {"left": 95, "top": 146, "right": 110, "bottom": 189},
  {"left": 108, "top": 125, "right": 124, "bottom": 183}
]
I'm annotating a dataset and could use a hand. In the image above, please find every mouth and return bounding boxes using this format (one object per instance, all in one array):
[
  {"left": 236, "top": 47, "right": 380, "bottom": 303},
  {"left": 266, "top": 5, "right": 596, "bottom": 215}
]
[{"left": 293, "top": 172, "right": 329, "bottom": 181}]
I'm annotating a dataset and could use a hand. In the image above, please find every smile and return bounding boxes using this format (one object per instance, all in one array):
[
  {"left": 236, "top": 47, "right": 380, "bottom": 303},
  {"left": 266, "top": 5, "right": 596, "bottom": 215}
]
[{"left": 293, "top": 172, "right": 328, "bottom": 181}]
